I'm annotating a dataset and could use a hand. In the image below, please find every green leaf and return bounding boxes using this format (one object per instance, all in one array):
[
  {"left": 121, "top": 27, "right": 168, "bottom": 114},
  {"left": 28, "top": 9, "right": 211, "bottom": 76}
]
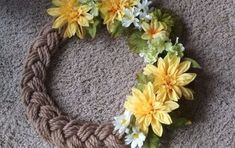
[
  {"left": 109, "top": 21, "right": 126, "bottom": 38},
  {"left": 135, "top": 73, "right": 154, "bottom": 91},
  {"left": 168, "top": 117, "right": 192, "bottom": 129},
  {"left": 86, "top": 19, "right": 100, "bottom": 39},
  {"left": 128, "top": 31, "right": 148, "bottom": 53},
  {"left": 136, "top": 73, "right": 153, "bottom": 84},
  {"left": 151, "top": 9, "right": 175, "bottom": 32},
  {"left": 184, "top": 58, "right": 202, "bottom": 69},
  {"left": 143, "top": 128, "right": 160, "bottom": 148}
]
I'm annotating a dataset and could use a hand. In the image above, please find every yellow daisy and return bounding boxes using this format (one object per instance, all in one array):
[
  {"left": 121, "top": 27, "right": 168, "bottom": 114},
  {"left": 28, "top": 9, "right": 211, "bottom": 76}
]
[
  {"left": 99, "top": 0, "right": 138, "bottom": 31},
  {"left": 144, "top": 54, "right": 197, "bottom": 102},
  {"left": 47, "top": 0, "right": 93, "bottom": 38},
  {"left": 141, "top": 19, "right": 167, "bottom": 40},
  {"left": 124, "top": 82, "right": 179, "bottom": 137}
]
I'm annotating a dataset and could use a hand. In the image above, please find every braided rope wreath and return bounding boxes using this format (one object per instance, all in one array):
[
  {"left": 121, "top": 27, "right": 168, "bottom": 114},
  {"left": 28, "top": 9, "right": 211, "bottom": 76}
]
[{"left": 21, "top": 0, "right": 201, "bottom": 148}]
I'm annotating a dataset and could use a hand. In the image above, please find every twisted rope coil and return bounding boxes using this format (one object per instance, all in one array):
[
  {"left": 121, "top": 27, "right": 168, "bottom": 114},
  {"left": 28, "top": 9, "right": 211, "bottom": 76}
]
[{"left": 21, "top": 24, "right": 125, "bottom": 148}]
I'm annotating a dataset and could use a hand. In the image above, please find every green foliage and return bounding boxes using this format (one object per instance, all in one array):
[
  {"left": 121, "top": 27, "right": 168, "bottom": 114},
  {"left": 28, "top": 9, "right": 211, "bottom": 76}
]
[
  {"left": 135, "top": 73, "right": 154, "bottom": 91},
  {"left": 184, "top": 58, "right": 202, "bottom": 69},
  {"left": 165, "top": 38, "right": 185, "bottom": 57},
  {"left": 86, "top": 19, "right": 101, "bottom": 38},
  {"left": 128, "top": 30, "right": 149, "bottom": 53},
  {"left": 151, "top": 9, "right": 175, "bottom": 32},
  {"left": 168, "top": 117, "right": 192, "bottom": 129},
  {"left": 143, "top": 128, "right": 160, "bottom": 148},
  {"left": 109, "top": 21, "right": 127, "bottom": 37}
]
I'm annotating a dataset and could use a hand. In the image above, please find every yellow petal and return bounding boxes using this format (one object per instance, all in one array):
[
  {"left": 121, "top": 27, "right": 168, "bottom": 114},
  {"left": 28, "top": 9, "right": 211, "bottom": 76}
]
[
  {"left": 47, "top": 8, "right": 61, "bottom": 16},
  {"left": 76, "top": 26, "right": 85, "bottom": 39},
  {"left": 167, "top": 57, "right": 180, "bottom": 75},
  {"left": 141, "top": 33, "right": 151, "bottom": 40},
  {"left": 65, "top": 23, "right": 77, "bottom": 38},
  {"left": 52, "top": 0, "right": 66, "bottom": 6},
  {"left": 168, "top": 89, "right": 180, "bottom": 101},
  {"left": 157, "top": 58, "right": 166, "bottom": 73},
  {"left": 144, "top": 114, "right": 152, "bottom": 127},
  {"left": 143, "top": 64, "right": 158, "bottom": 75},
  {"left": 155, "top": 111, "right": 172, "bottom": 125},
  {"left": 141, "top": 22, "right": 150, "bottom": 32},
  {"left": 145, "top": 83, "right": 155, "bottom": 101},
  {"left": 132, "top": 88, "right": 146, "bottom": 102},
  {"left": 156, "top": 87, "right": 167, "bottom": 102},
  {"left": 151, "top": 118, "right": 163, "bottom": 137},
  {"left": 136, "top": 115, "right": 149, "bottom": 134},
  {"left": 177, "top": 61, "right": 191, "bottom": 75},
  {"left": 176, "top": 73, "right": 197, "bottom": 86},
  {"left": 77, "top": 17, "right": 89, "bottom": 27},
  {"left": 164, "top": 101, "right": 179, "bottom": 112},
  {"left": 52, "top": 15, "right": 67, "bottom": 28},
  {"left": 181, "top": 87, "right": 194, "bottom": 100},
  {"left": 173, "top": 85, "right": 182, "bottom": 98}
]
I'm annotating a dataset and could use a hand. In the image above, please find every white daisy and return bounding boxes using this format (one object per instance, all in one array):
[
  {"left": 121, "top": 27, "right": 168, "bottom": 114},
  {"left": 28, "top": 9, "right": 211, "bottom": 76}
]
[
  {"left": 125, "top": 127, "right": 146, "bottom": 148},
  {"left": 113, "top": 111, "right": 132, "bottom": 134},
  {"left": 137, "top": 0, "right": 152, "bottom": 12},
  {"left": 122, "top": 8, "right": 141, "bottom": 29},
  {"left": 137, "top": 0, "right": 152, "bottom": 21}
]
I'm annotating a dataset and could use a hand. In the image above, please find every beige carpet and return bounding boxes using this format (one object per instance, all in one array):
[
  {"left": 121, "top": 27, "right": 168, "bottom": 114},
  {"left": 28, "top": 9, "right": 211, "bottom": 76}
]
[{"left": 0, "top": 0, "right": 234, "bottom": 147}]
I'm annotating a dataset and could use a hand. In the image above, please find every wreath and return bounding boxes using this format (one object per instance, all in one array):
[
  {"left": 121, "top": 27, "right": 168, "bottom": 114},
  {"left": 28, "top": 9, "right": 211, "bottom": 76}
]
[{"left": 21, "top": 0, "right": 201, "bottom": 148}]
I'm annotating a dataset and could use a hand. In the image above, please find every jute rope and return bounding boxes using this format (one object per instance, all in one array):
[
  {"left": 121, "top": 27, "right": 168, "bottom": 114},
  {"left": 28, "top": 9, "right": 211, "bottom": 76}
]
[{"left": 21, "top": 23, "right": 125, "bottom": 148}]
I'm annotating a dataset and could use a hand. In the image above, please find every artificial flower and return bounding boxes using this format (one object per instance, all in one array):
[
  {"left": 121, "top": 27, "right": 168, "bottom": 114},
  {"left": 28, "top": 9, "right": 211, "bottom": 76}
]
[
  {"left": 137, "top": 0, "right": 152, "bottom": 21},
  {"left": 99, "top": 0, "right": 138, "bottom": 31},
  {"left": 165, "top": 37, "right": 185, "bottom": 57},
  {"left": 47, "top": 0, "right": 93, "bottom": 38},
  {"left": 124, "top": 82, "right": 179, "bottom": 136},
  {"left": 113, "top": 111, "right": 132, "bottom": 134},
  {"left": 141, "top": 19, "right": 168, "bottom": 40},
  {"left": 125, "top": 127, "right": 146, "bottom": 148},
  {"left": 122, "top": 8, "right": 140, "bottom": 28},
  {"left": 143, "top": 54, "right": 197, "bottom": 101},
  {"left": 139, "top": 49, "right": 158, "bottom": 64},
  {"left": 137, "top": 0, "right": 151, "bottom": 12},
  {"left": 80, "top": 0, "right": 99, "bottom": 17}
]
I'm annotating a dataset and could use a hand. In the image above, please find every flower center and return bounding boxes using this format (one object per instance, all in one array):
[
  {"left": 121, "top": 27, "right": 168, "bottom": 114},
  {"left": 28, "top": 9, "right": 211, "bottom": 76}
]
[
  {"left": 132, "top": 133, "right": 139, "bottom": 139},
  {"left": 121, "top": 119, "right": 128, "bottom": 126},
  {"left": 163, "top": 74, "right": 176, "bottom": 89},
  {"left": 148, "top": 27, "right": 161, "bottom": 39}
]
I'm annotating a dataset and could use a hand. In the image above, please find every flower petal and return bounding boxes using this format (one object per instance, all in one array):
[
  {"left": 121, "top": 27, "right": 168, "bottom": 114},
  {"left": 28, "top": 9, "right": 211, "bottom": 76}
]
[
  {"left": 181, "top": 87, "right": 194, "bottom": 100},
  {"left": 47, "top": 8, "right": 61, "bottom": 16},
  {"left": 167, "top": 56, "right": 180, "bottom": 75},
  {"left": 151, "top": 118, "right": 163, "bottom": 137},
  {"left": 156, "top": 87, "right": 167, "bottom": 102},
  {"left": 177, "top": 61, "right": 191, "bottom": 74},
  {"left": 52, "top": 15, "right": 67, "bottom": 28},
  {"left": 145, "top": 82, "right": 155, "bottom": 101},
  {"left": 52, "top": 0, "right": 66, "bottom": 6},
  {"left": 155, "top": 111, "right": 172, "bottom": 125},
  {"left": 132, "top": 88, "right": 146, "bottom": 102},
  {"left": 176, "top": 73, "right": 197, "bottom": 86},
  {"left": 143, "top": 64, "right": 158, "bottom": 75},
  {"left": 65, "top": 23, "right": 78, "bottom": 38},
  {"left": 168, "top": 89, "right": 180, "bottom": 101},
  {"left": 164, "top": 101, "right": 179, "bottom": 112},
  {"left": 141, "top": 22, "right": 149, "bottom": 32}
]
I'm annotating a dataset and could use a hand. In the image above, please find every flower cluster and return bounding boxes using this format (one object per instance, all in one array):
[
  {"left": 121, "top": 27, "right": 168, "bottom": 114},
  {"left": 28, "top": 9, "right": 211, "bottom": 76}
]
[
  {"left": 114, "top": 54, "right": 197, "bottom": 147},
  {"left": 47, "top": 0, "right": 201, "bottom": 147}
]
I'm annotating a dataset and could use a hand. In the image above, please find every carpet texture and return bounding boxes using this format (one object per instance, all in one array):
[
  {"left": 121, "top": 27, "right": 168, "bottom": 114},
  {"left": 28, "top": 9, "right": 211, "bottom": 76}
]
[{"left": 0, "top": 0, "right": 234, "bottom": 147}]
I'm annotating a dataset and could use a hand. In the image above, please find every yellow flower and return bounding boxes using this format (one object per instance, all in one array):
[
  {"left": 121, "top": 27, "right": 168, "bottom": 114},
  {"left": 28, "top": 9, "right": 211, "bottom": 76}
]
[
  {"left": 141, "top": 19, "right": 167, "bottom": 40},
  {"left": 47, "top": 0, "right": 93, "bottom": 38},
  {"left": 144, "top": 54, "right": 197, "bottom": 102},
  {"left": 99, "top": 0, "right": 138, "bottom": 31},
  {"left": 124, "top": 82, "right": 179, "bottom": 137}
]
